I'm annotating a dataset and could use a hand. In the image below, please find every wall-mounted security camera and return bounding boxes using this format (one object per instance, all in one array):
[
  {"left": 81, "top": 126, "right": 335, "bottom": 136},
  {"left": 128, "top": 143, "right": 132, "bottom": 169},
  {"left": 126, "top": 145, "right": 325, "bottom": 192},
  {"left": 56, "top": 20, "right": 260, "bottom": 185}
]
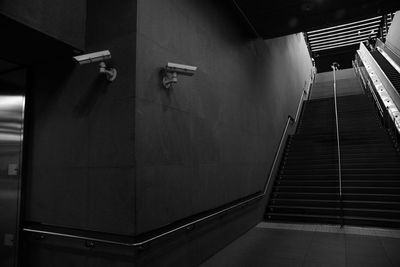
[
  {"left": 162, "top": 62, "right": 197, "bottom": 89},
  {"left": 73, "top": 50, "right": 117, "bottom": 82},
  {"left": 73, "top": 50, "right": 111, "bottom": 65}
]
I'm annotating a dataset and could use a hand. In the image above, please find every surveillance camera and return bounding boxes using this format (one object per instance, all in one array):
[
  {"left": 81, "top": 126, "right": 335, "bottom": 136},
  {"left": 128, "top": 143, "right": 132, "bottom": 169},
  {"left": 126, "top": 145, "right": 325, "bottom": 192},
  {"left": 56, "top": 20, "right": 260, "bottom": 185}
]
[
  {"left": 73, "top": 50, "right": 117, "bottom": 82},
  {"left": 165, "top": 62, "right": 197, "bottom": 76},
  {"left": 162, "top": 62, "right": 197, "bottom": 89},
  {"left": 73, "top": 50, "right": 112, "bottom": 65}
]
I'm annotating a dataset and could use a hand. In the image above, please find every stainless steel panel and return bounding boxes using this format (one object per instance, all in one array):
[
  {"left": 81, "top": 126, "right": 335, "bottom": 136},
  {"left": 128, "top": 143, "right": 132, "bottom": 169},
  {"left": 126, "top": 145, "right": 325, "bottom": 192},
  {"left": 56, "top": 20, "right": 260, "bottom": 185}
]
[{"left": 0, "top": 89, "right": 25, "bottom": 266}]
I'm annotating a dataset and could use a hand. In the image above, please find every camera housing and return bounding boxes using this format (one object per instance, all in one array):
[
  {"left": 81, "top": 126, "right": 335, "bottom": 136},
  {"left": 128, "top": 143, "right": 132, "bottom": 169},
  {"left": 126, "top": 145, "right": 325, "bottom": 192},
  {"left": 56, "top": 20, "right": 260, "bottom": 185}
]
[
  {"left": 73, "top": 50, "right": 112, "bottom": 65},
  {"left": 165, "top": 63, "right": 197, "bottom": 76},
  {"left": 162, "top": 62, "right": 197, "bottom": 89},
  {"left": 73, "top": 50, "right": 117, "bottom": 82}
]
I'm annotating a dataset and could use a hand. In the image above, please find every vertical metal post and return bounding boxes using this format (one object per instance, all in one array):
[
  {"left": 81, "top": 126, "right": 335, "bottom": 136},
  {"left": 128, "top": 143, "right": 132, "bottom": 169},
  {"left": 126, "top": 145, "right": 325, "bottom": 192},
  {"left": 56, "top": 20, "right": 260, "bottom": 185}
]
[{"left": 331, "top": 63, "right": 344, "bottom": 227}]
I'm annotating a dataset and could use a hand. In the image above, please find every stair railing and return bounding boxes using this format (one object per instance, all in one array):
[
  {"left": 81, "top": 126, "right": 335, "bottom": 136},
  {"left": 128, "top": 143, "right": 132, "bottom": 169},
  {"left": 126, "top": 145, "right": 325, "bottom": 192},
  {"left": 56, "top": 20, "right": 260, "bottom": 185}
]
[
  {"left": 263, "top": 88, "right": 308, "bottom": 197},
  {"left": 331, "top": 63, "right": 344, "bottom": 227},
  {"left": 23, "top": 88, "right": 311, "bottom": 250}
]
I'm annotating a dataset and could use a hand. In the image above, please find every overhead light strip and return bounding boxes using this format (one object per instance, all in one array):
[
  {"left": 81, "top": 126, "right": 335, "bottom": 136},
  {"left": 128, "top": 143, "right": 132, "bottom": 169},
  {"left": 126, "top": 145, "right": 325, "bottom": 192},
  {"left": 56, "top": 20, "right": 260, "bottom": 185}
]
[
  {"left": 310, "top": 31, "right": 377, "bottom": 45},
  {"left": 312, "top": 38, "right": 367, "bottom": 50},
  {"left": 307, "top": 20, "right": 380, "bottom": 37},
  {"left": 310, "top": 33, "right": 377, "bottom": 46},
  {"left": 312, "top": 41, "right": 362, "bottom": 52},
  {"left": 307, "top": 16, "right": 382, "bottom": 34},
  {"left": 308, "top": 24, "right": 380, "bottom": 41},
  {"left": 310, "top": 35, "right": 376, "bottom": 49}
]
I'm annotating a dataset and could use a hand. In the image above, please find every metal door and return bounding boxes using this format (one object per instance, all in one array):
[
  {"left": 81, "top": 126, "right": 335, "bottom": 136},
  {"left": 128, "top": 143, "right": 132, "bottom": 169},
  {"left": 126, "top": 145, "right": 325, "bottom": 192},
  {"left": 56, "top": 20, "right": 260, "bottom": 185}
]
[{"left": 0, "top": 77, "right": 25, "bottom": 266}]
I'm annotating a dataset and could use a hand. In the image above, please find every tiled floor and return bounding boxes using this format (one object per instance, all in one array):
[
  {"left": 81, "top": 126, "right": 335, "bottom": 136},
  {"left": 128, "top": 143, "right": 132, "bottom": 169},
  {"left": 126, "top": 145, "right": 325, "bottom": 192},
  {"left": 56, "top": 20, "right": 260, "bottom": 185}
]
[{"left": 201, "top": 223, "right": 400, "bottom": 267}]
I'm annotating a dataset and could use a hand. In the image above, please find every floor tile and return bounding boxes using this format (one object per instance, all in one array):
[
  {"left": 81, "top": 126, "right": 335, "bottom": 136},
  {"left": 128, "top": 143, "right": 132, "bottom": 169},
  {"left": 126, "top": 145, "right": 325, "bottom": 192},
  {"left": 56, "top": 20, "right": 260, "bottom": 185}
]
[
  {"left": 345, "top": 255, "right": 392, "bottom": 267},
  {"left": 345, "top": 234, "right": 391, "bottom": 267},
  {"left": 257, "top": 222, "right": 400, "bottom": 239},
  {"left": 302, "top": 259, "right": 345, "bottom": 267},
  {"left": 304, "top": 232, "right": 346, "bottom": 266},
  {"left": 201, "top": 225, "right": 400, "bottom": 267},
  {"left": 345, "top": 234, "right": 385, "bottom": 256},
  {"left": 379, "top": 236, "right": 400, "bottom": 266}
]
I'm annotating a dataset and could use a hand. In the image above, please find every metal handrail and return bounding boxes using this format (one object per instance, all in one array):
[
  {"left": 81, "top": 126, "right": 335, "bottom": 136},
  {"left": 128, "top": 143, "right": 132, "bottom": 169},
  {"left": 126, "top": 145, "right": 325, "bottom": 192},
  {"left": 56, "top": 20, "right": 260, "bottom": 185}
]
[
  {"left": 263, "top": 88, "right": 306, "bottom": 194},
  {"left": 357, "top": 42, "right": 400, "bottom": 145},
  {"left": 355, "top": 61, "right": 382, "bottom": 126},
  {"left": 263, "top": 115, "right": 294, "bottom": 194},
  {"left": 24, "top": 197, "right": 265, "bottom": 248},
  {"left": 331, "top": 64, "right": 344, "bottom": 227},
  {"left": 359, "top": 42, "right": 400, "bottom": 110},
  {"left": 353, "top": 59, "right": 385, "bottom": 118},
  {"left": 294, "top": 89, "right": 307, "bottom": 123},
  {"left": 23, "top": 87, "right": 309, "bottom": 248},
  {"left": 355, "top": 51, "right": 400, "bottom": 145},
  {"left": 378, "top": 38, "right": 400, "bottom": 66}
]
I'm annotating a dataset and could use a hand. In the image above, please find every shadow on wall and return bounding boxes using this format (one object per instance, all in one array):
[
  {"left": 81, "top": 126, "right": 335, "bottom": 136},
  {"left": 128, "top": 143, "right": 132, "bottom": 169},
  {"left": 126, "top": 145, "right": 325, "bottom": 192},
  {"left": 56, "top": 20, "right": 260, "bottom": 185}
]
[
  {"left": 74, "top": 75, "right": 110, "bottom": 116},
  {"left": 30, "top": 60, "right": 76, "bottom": 117}
]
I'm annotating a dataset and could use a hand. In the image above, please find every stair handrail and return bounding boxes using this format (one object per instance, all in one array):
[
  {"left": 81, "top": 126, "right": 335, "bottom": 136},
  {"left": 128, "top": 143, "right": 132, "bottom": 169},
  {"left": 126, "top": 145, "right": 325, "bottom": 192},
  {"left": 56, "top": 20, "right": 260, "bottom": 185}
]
[
  {"left": 263, "top": 88, "right": 308, "bottom": 196},
  {"left": 23, "top": 88, "right": 309, "bottom": 249},
  {"left": 353, "top": 59, "right": 384, "bottom": 118},
  {"left": 331, "top": 63, "right": 344, "bottom": 227}
]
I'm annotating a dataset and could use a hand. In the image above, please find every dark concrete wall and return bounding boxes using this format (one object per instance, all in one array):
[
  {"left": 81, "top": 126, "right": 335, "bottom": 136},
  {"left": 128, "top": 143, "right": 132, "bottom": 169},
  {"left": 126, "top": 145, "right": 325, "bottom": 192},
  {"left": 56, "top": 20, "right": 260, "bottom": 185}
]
[
  {"left": 0, "top": 0, "right": 86, "bottom": 49},
  {"left": 20, "top": 1, "right": 313, "bottom": 266},
  {"left": 24, "top": 0, "right": 137, "bottom": 236},
  {"left": 386, "top": 11, "right": 400, "bottom": 56},
  {"left": 134, "top": 0, "right": 312, "bottom": 235},
  {"left": 22, "top": 1, "right": 137, "bottom": 266}
]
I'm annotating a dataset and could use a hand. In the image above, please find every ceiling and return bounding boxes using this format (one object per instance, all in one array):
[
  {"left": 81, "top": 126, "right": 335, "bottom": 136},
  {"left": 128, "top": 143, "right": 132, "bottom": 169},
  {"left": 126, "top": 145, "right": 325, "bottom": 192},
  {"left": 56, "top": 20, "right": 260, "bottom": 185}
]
[
  {"left": 0, "top": 59, "right": 19, "bottom": 74},
  {"left": 308, "top": 13, "right": 395, "bottom": 72},
  {"left": 233, "top": 0, "right": 400, "bottom": 39},
  {"left": 0, "top": 13, "right": 79, "bottom": 66},
  {"left": 231, "top": 1, "right": 400, "bottom": 72},
  {"left": 306, "top": 14, "right": 393, "bottom": 53}
]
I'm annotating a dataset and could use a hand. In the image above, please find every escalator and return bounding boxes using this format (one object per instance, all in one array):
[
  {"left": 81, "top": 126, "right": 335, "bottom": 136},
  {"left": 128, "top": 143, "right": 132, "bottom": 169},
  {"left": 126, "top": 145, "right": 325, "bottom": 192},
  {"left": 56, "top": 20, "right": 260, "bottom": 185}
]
[{"left": 370, "top": 50, "right": 400, "bottom": 94}]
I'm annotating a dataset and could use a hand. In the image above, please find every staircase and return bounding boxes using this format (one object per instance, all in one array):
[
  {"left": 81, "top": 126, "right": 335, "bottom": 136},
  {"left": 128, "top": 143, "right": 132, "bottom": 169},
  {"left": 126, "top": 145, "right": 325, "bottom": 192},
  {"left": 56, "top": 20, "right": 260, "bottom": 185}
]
[
  {"left": 310, "top": 69, "right": 364, "bottom": 99},
  {"left": 265, "top": 72, "right": 400, "bottom": 228}
]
